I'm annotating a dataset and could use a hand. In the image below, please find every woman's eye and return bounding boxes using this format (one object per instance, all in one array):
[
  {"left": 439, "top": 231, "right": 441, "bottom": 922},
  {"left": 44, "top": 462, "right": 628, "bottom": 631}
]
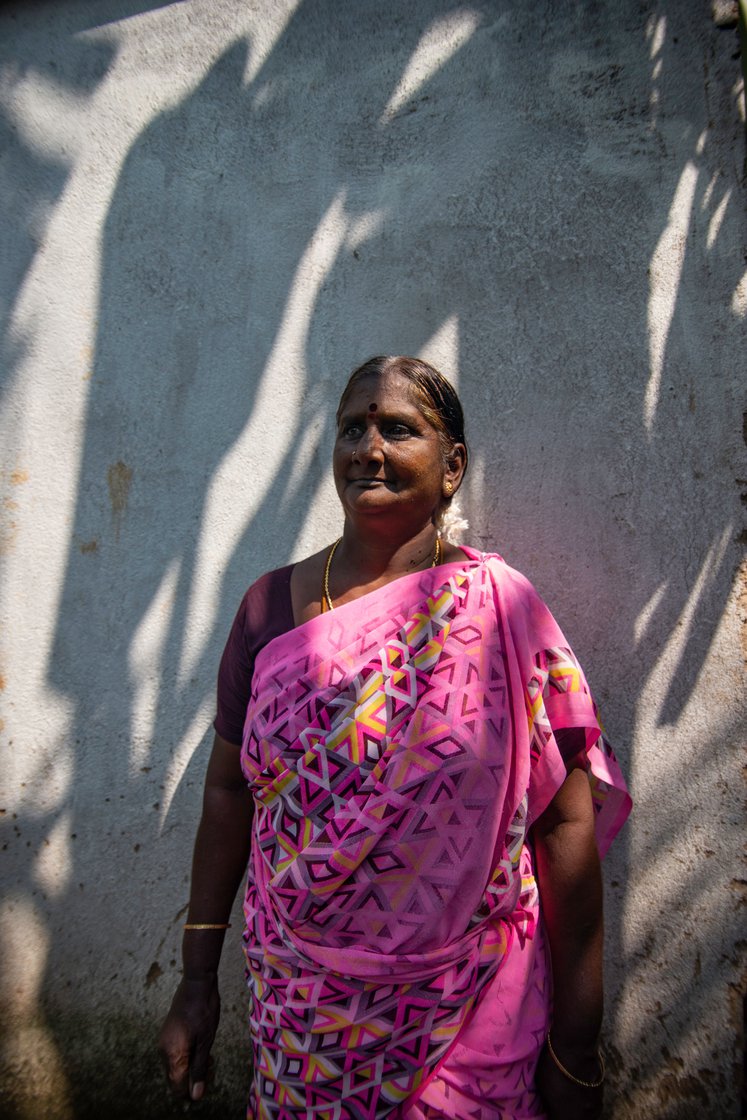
[
  {"left": 386, "top": 424, "right": 411, "bottom": 438},
  {"left": 342, "top": 424, "right": 363, "bottom": 438}
]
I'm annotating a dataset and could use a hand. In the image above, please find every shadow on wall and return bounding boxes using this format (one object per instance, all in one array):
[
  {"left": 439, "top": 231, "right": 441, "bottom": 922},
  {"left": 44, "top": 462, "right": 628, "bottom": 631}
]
[{"left": 1, "top": 0, "right": 744, "bottom": 1116}]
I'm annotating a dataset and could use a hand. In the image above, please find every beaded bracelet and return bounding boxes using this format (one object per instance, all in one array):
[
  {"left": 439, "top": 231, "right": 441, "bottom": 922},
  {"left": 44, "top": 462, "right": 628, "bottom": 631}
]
[{"left": 546, "top": 1033, "right": 605, "bottom": 1088}]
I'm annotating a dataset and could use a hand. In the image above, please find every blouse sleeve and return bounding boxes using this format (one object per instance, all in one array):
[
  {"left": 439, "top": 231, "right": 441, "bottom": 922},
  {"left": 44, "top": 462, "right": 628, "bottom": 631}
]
[
  {"left": 214, "top": 592, "right": 255, "bottom": 746},
  {"left": 525, "top": 644, "right": 632, "bottom": 857},
  {"left": 213, "top": 564, "right": 296, "bottom": 746}
]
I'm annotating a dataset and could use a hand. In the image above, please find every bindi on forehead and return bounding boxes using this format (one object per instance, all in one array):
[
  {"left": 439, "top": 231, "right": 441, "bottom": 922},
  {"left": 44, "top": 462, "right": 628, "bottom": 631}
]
[{"left": 367, "top": 402, "right": 378, "bottom": 413}]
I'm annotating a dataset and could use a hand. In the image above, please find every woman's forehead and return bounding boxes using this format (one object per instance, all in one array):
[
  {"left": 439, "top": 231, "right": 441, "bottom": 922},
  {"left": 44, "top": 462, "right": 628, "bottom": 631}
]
[{"left": 341, "top": 370, "right": 420, "bottom": 413}]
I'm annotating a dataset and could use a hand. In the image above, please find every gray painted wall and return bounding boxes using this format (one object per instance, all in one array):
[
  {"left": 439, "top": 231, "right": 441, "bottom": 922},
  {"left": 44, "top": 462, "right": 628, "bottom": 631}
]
[{"left": 1, "top": 1, "right": 744, "bottom": 1117}]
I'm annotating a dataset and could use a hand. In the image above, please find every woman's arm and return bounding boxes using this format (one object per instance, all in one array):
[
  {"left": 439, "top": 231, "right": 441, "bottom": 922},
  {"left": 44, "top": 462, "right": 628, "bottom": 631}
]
[
  {"left": 159, "top": 732, "right": 254, "bottom": 1102},
  {"left": 532, "top": 757, "right": 605, "bottom": 1120}
]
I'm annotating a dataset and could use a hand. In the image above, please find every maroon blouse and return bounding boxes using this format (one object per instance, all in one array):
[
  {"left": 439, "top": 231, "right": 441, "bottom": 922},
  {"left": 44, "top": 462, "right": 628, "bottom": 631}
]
[{"left": 214, "top": 565, "right": 295, "bottom": 745}]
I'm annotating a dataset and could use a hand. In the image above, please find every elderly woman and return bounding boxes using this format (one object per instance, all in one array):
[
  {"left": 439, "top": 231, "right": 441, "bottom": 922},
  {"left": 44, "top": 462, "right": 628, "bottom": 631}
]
[{"left": 159, "top": 356, "right": 630, "bottom": 1119}]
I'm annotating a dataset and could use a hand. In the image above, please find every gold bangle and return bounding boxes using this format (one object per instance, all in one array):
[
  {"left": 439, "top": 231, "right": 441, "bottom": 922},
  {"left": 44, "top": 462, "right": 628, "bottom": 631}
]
[
  {"left": 546, "top": 1033, "right": 605, "bottom": 1088},
  {"left": 183, "top": 922, "right": 231, "bottom": 931}
]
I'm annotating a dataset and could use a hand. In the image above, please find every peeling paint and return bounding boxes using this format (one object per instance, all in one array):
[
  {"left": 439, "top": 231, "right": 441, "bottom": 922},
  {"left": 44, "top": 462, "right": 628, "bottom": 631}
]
[{"left": 145, "top": 961, "right": 163, "bottom": 988}]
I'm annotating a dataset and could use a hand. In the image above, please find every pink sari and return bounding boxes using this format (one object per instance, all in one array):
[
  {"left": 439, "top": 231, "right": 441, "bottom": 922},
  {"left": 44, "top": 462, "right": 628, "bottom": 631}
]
[{"left": 240, "top": 550, "right": 630, "bottom": 1119}]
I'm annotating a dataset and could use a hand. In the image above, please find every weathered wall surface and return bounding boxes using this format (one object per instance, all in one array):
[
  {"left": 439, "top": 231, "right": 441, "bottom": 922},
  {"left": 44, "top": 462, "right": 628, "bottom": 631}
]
[{"left": 1, "top": 1, "right": 744, "bottom": 1117}]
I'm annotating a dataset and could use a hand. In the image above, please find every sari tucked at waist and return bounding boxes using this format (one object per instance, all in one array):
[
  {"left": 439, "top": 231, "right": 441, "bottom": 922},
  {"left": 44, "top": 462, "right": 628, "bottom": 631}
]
[{"left": 240, "top": 550, "right": 630, "bottom": 1120}]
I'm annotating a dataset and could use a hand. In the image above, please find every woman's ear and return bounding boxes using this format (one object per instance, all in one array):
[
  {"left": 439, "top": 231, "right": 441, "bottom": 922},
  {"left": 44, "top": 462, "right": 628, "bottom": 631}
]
[{"left": 443, "top": 442, "right": 467, "bottom": 494}]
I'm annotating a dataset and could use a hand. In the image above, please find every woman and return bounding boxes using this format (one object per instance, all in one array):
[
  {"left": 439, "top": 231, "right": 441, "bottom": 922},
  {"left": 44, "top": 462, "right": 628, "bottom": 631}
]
[{"left": 159, "top": 356, "right": 631, "bottom": 1119}]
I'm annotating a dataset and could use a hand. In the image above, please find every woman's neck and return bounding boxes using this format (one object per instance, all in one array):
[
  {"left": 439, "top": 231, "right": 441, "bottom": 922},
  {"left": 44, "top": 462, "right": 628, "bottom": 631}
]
[{"left": 337, "top": 520, "right": 438, "bottom": 582}]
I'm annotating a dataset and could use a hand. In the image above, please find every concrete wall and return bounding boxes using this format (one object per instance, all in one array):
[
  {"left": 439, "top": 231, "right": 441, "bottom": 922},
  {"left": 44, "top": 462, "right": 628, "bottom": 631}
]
[{"left": 1, "top": 1, "right": 744, "bottom": 1116}]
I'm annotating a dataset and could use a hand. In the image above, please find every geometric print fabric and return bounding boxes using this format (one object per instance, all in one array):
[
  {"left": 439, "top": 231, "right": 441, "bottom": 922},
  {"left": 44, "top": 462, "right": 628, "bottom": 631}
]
[{"left": 239, "top": 552, "right": 631, "bottom": 1118}]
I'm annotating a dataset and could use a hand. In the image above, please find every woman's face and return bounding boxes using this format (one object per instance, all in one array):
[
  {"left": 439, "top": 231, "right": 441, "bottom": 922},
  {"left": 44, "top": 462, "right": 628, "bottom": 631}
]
[{"left": 333, "top": 370, "right": 464, "bottom": 529}]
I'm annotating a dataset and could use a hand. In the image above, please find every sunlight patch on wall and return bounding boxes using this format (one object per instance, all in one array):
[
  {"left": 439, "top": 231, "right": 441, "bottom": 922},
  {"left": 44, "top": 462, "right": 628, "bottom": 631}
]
[
  {"left": 176, "top": 191, "right": 352, "bottom": 687},
  {"left": 647, "top": 14, "right": 667, "bottom": 58},
  {"left": 706, "top": 189, "right": 730, "bottom": 251},
  {"left": 33, "top": 811, "right": 73, "bottom": 899},
  {"left": 731, "top": 269, "right": 747, "bottom": 318},
  {"left": 347, "top": 210, "right": 387, "bottom": 251},
  {"left": 634, "top": 581, "right": 668, "bottom": 647},
  {"left": 419, "top": 316, "right": 460, "bottom": 382},
  {"left": 0, "top": 1020, "right": 74, "bottom": 1120},
  {"left": 701, "top": 170, "right": 719, "bottom": 211},
  {"left": 1, "top": 709, "right": 74, "bottom": 817},
  {"left": 127, "top": 559, "right": 181, "bottom": 776},
  {"left": 380, "top": 10, "right": 481, "bottom": 122},
  {"left": 0, "top": 894, "right": 49, "bottom": 1018},
  {"left": 159, "top": 696, "right": 214, "bottom": 831},
  {"left": 242, "top": 0, "right": 302, "bottom": 86},
  {"left": 734, "top": 74, "right": 746, "bottom": 124},
  {"left": 645, "top": 13, "right": 666, "bottom": 114},
  {"left": 1, "top": 66, "right": 110, "bottom": 772},
  {"left": 644, "top": 160, "right": 698, "bottom": 432},
  {"left": 1, "top": 245, "right": 95, "bottom": 794},
  {"left": 0, "top": 68, "right": 90, "bottom": 166},
  {"left": 0, "top": 893, "right": 73, "bottom": 1118},
  {"left": 632, "top": 523, "right": 733, "bottom": 740}
]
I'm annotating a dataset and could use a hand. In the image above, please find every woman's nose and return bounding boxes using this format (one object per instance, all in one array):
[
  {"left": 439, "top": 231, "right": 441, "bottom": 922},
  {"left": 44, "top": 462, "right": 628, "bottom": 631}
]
[{"left": 356, "top": 425, "right": 384, "bottom": 460}]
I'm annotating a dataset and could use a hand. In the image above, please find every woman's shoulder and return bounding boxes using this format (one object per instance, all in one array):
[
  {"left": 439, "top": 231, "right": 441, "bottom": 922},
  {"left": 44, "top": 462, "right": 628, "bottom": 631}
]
[
  {"left": 232, "top": 563, "right": 296, "bottom": 638},
  {"left": 460, "top": 545, "right": 550, "bottom": 610},
  {"left": 459, "top": 544, "right": 518, "bottom": 581},
  {"left": 236, "top": 547, "right": 328, "bottom": 634},
  {"left": 461, "top": 542, "right": 526, "bottom": 575},
  {"left": 239, "top": 562, "right": 294, "bottom": 605},
  {"left": 467, "top": 547, "right": 571, "bottom": 652}
]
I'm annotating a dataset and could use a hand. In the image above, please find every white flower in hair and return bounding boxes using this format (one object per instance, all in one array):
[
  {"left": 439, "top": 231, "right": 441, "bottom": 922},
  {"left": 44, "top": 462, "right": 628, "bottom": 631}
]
[{"left": 438, "top": 497, "right": 469, "bottom": 543}]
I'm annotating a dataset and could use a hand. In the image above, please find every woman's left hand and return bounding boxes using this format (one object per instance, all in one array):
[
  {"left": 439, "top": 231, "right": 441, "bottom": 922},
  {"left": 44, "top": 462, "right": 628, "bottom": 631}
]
[{"left": 535, "top": 1040, "right": 604, "bottom": 1120}]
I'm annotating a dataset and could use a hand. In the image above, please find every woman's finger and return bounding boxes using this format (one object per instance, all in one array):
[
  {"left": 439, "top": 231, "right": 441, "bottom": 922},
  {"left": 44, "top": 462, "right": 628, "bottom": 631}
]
[
  {"left": 159, "top": 1024, "right": 191, "bottom": 1097},
  {"left": 189, "top": 1040, "right": 214, "bottom": 1100}
]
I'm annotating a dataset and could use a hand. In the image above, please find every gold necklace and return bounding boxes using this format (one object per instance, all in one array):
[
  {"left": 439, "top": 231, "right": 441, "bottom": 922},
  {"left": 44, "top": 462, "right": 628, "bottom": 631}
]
[{"left": 322, "top": 536, "right": 442, "bottom": 612}]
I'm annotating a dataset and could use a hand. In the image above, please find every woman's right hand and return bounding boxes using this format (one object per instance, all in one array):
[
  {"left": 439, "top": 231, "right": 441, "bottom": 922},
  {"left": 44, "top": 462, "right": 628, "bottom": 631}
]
[{"left": 159, "top": 974, "right": 221, "bottom": 1101}]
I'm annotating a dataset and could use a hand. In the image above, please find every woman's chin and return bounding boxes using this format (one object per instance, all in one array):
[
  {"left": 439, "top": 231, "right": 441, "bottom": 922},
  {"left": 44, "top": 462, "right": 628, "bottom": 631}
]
[{"left": 344, "top": 486, "right": 399, "bottom": 511}]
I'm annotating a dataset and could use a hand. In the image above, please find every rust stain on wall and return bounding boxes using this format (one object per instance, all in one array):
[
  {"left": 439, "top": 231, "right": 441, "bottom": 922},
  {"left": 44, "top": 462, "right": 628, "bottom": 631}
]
[
  {"left": 0, "top": 467, "right": 27, "bottom": 553},
  {"left": 107, "top": 461, "right": 133, "bottom": 541},
  {"left": 0, "top": 519, "right": 18, "bottom": 555}
]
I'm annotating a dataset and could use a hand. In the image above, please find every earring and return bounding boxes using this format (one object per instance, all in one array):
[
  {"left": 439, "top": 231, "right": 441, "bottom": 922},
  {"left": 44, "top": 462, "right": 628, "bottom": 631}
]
[{"left": 444, "top": 481, "right": 454, "bottom": 495}]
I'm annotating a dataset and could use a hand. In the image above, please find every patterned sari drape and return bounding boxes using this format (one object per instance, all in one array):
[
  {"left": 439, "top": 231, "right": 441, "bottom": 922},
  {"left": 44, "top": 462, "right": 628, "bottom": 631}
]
[{"left": 240, "top": 550, "right": 630, "bottom": 1119}]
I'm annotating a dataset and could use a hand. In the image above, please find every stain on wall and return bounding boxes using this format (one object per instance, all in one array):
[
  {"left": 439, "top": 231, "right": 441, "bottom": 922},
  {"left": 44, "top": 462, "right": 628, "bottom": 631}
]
[{"left": 106, "top": 461, "right": 133, "bottom": 541}]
